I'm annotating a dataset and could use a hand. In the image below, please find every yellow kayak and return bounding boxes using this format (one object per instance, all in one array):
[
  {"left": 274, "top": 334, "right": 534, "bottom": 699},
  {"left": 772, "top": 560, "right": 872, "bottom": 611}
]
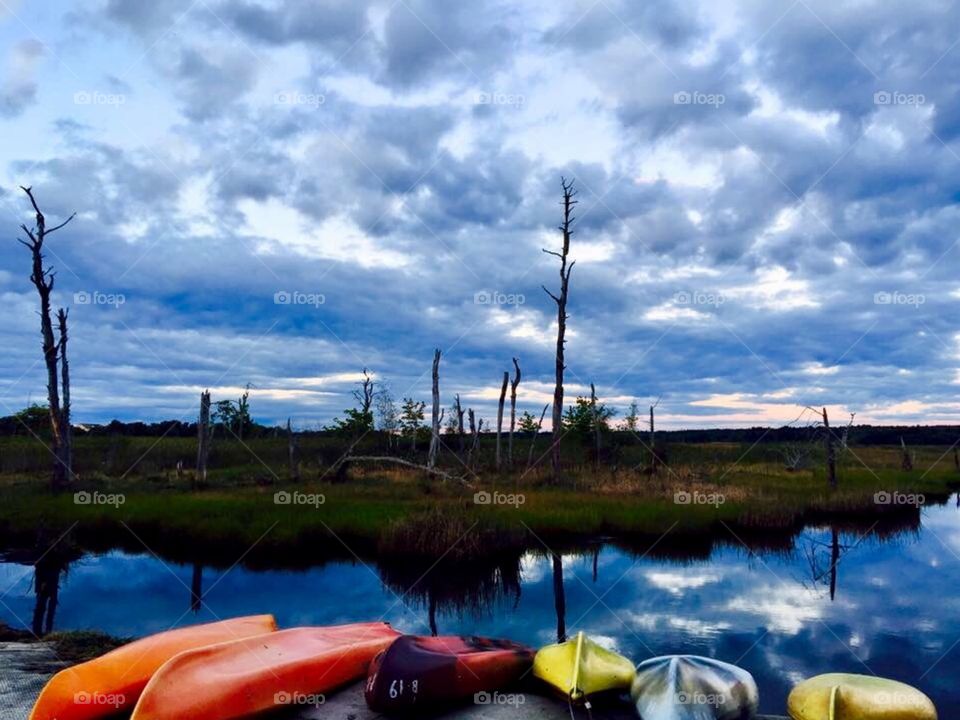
[
  {"left": 788, "top": 673, "right": 937, "bottom": 720},
  {"left": 532, "top": 631, "right": 635, "bottom": 701}
]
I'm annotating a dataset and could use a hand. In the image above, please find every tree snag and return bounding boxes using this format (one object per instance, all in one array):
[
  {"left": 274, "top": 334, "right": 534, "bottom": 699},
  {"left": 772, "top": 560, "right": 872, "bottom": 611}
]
[
  {"left": 495, "top": 370, "right": 508, "bottom": 470},
  {"left": 454, "top": 393, "right": 466, "bottom": 455},
  {"left": 56, "top": 309, "right": 72, "bottom": 480},
  {"left": 823, "top": 407, "right": 836, "bottom": 488},
  {"left": 428, "top": 349, "right": 442, "bottom": 469},
  {"left": 526, "top": 403, "right": 550, "bottom": 471},
  {"left": 900, "top": 437, "right": 913, "bottom": 471},
  {"left": 287, "top": 417, "right": 299, "bottom": 481},
  {"left": 16, "top": 186, "right": 76, "bottom": 491},
  {"left": 508, "top": 357, "right": 521, "bottom": 467},
  {"left": 542, "top": 177, "right": 577, "bottom": 483},
  {"left": 196, "top": 390, "right": 212, "bottom": 485},
  {"left": 590, "top": 383, "right": 600, "bottom": 473},
  {"left": 467, "top": 410, "right": 483, "bottom": 470}
]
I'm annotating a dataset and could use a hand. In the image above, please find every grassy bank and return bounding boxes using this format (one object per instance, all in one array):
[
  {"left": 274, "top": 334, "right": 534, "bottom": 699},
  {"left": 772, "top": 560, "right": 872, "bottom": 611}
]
[{"left": 1, "top": 439, "right": 957, "bottom": 565}]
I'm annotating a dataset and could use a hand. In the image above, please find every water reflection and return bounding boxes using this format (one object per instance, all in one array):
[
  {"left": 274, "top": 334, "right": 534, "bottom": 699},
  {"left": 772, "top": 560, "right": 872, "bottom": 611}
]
[
  {"left": 190, "top": 562, "right": 203, "bottom": 614},
  {"left": 0, "top": 499, "right": 957, "bottom": 713},
  {"left": 377, "top": 552, "right": 522, "bottom": 637}
]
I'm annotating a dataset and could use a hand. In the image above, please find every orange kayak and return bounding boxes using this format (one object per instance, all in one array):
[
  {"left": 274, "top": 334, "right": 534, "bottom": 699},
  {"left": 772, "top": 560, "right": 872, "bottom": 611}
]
[
  {"left": 30, "top": 614, "right": 277, "bottom": 720},
  {"left": 131, "top": 621, "right": 400, "bottom": 719}
]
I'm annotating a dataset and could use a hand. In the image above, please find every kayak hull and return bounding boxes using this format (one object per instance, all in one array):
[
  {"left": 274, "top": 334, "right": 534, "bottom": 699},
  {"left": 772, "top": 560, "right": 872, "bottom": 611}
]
[
  {"left": 131, "top": 622, "right": 400, "bottom": 720},
  {"left": 365, "top": 635, "right": 534, "bottom": 713},
  {"left": 533, "top": 631, "right": 635, "bottom": 701},
  {"left": 787, "top": 673, "right": 937, "bottom": 720},
  {"left": 29, "top": 614, "right": 277, "bottom": 720},
  {"left": 631, "top": 655, "right": 758, "bottom": 720}
]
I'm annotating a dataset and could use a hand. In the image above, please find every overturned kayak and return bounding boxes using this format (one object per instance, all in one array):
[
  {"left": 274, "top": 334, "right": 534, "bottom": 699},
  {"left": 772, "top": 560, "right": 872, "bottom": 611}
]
[
  {"left": 533, "top": 631, "right": 635, "bottom": 702},
  {"left": 131, "top": 621, "right": 399, "bottom": 719},
  {"left": 365, "top": 635, "right": 534, "bottom": 713},
  {"left": 29, "top": 614, "right": 277, "bottom": 720},
  {"left": 788, "top": 673, "right": 937, "bottom": 720},
  {"left": 631, "top": 655, "right": 759, "bottom": 720}
]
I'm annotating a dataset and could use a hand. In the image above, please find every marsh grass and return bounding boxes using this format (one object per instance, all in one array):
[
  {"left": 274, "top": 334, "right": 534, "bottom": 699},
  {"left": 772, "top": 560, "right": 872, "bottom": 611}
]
[{"left": 0, "top": 438, "right": 956, "bottom": 564}]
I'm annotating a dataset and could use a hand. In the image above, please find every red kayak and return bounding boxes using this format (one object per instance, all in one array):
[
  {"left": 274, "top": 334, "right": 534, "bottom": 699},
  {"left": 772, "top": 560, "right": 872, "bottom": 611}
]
[{"left": 364, "top": 635, "right": 534, "bottom": 713}]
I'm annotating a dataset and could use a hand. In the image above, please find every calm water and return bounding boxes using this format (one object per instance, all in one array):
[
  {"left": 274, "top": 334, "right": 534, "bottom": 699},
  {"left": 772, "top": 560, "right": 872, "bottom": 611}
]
[{"left": 3, "top": 500, "right": 960, "bottom": 715}]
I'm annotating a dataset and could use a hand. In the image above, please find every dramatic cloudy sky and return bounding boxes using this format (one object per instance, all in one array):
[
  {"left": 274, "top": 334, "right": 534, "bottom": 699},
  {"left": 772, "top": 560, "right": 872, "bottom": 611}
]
[{"left": 1, "top": 0, "right": 959, "bottom": 429}]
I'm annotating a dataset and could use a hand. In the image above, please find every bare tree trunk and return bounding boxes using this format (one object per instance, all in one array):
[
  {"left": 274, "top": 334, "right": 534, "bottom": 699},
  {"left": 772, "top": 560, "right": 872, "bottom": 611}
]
[
  {"left": 900, "top": 437, "right": 913, "bottom": 471},
  {"left": 454, "top": 394, "right": 465, "bottom": 455},
  {"left": 467, "top": 410, "right": 484, "bottom": 470},
  {"left": 495, "top": 371, "right": 508, "bottom": 470},
  {"left": 287, "top": 417, "right": 299, "bottom": 481},
  {"left": 823, "top": 407, "right": 836, "bottom": 488},
  {"left": 508, "top": 358, "right": 520, "bottom": 467},
  {"left": 542, "top": 178, "right": 577, "bottom": 484},
  {"left": 590, "top": 383, "right": 599, "bottom": 473},
  {"left": 428, "top": 349, "right": 442, "bottom": 469},
  {"left": 56, "top": 309, "right": 72, "bottom": 483},
  {"left": 526, "top": 403, "right": 549, "bottom": 471},
  {"left": 17, "top": 187, "right": 75, "bottom": 492},
  {"left": 467, "top": 409, "right": 477, "bottom": 469},
  {"left": 196, "top": 390, "right": 211, "bottom": 486},
  {"left": 649, "top": 405, "right": 656, "bottom": 472},
  {"left": 346, "top": 455, "right": 468, "bottom": 485}
]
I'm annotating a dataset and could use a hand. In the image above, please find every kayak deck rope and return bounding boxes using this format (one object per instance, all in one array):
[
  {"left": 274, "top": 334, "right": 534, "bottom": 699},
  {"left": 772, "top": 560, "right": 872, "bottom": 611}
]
[
  {"left": 829, "top": 684, "right": 838, "bottom": 720},
  {"left": 570, "top": 631, "right": 585, "bottom": 701}
]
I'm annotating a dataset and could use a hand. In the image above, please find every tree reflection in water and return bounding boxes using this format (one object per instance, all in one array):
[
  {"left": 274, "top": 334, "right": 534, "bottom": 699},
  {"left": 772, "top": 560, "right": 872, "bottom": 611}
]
[
  {"left": 377, "top": 552, "right": 522, "bottom": 637},
  {"left": 31, "top": 528, "right": 76, "bottom": 636}
]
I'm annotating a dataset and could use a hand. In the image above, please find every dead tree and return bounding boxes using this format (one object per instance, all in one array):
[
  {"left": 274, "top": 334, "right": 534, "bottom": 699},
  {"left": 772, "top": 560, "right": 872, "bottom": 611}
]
[
  {"left": 495, "top": 371, "right": 509, "bottom": 470},
  {"left": 508, "top": 358, "right": 521, "bottom": 466},
  {"left": 590, "top": 383, "right": 600, "bottom": 471},
  {"left": 196, "top": 390, "right": 212, "bottom": 485},
  {"left": 648, "top": 397, "right": 662, "bottom": 472},
  {"left": 345, "top": 455, "right": 468, "bottom": 485},
  {"left": 428, "top": 349, "right": 442, "bottom": 469},
  {"left": 542, "top": 178, "right": 577, "bottom": 483},
  {"left": 526, "top": 403, "right": 550, "bottom": 471},
  {"left": 56, "top": 309, "right": 72, "bottom": 479},
  {"left": 454, "top": 394, "right": 466, "bottom": 455},
  {"left": 287, "top": 417, "right": 299, "bottom": 481},
  {"left": 467, "top": 410, "right": 483, "bottom": 470},
  {"left": 17, "top": 186, "right": 76, "bottom": 491},
  {"left": 900, "top": 437, "right": 913, "bottom": 471},
  {"left": 355, "top": 368, "right": 374, "bottom": 418},
  {"left": 823, "top": 407, "right": 836, "bottom": 488}
]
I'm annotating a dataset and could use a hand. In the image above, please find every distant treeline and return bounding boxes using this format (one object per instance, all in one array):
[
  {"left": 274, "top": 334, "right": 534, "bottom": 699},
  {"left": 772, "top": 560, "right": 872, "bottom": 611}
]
[
  {"left": 2, "top": 413, "right": 958, "bottom": 446},
  {"left": 659, "top": 425, "right": 960, "bottom": 446}
]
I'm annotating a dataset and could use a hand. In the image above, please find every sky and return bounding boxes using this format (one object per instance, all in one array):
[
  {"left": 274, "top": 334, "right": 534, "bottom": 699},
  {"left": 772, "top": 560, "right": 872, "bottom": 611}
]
[{"left": 1, "top": 0, "right": 959, "bottom": 430}]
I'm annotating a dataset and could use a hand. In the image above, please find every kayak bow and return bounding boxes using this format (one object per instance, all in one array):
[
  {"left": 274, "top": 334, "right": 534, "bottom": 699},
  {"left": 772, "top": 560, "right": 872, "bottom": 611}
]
[
  {"left": 29, "top": 614, "right": 277, "bottom": 720},
  {"left": 130, "top": 621, "right": 400, "bottom": 720},
  {"left": 788, "top": 673, "right": 937, "bottom": 720},
  {"left": 533, "top": 631, "right": 635, "bottom": 702},
  {"left": 631, "top": 655, "right": 759, "bottom": 720},
  {"left": 365, "top": 634, "right": 535, "bottom": 713}
]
